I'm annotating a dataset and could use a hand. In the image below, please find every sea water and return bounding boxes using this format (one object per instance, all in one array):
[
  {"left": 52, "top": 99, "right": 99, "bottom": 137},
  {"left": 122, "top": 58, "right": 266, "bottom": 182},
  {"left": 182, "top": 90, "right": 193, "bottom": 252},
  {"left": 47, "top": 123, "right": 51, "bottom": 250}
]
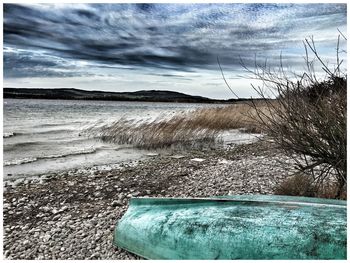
[{"left": 4, "top": 99, "right": 221, "bottom": 179}]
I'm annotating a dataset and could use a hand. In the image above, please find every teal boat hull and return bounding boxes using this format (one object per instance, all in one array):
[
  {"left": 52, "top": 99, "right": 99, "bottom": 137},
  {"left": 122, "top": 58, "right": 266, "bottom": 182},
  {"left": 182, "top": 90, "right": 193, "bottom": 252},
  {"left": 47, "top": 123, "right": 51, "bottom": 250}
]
[{"left": 114, "top": 195, "right": 347, "bottom": 259}]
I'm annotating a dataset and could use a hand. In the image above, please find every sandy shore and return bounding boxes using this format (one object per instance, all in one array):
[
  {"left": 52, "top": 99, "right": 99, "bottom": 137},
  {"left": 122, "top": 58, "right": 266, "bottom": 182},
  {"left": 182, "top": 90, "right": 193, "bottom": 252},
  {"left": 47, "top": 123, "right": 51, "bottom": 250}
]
[{"left": 3, "top": 139, "right": 295, "bottom": 260}]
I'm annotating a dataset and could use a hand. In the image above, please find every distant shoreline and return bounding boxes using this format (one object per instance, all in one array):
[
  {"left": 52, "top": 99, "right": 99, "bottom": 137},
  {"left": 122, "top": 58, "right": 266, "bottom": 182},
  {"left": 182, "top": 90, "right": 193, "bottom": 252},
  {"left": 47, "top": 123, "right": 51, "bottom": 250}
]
[{"left": 4, "top": 87, "right": 263, "bottom": 104}]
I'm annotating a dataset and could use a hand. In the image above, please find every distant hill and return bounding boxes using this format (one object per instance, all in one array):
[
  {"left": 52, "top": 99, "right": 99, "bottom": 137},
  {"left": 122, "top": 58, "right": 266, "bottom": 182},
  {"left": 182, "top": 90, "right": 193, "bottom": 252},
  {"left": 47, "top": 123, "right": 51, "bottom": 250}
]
[{"left": 3, "top": 87, "right": 260, "bottom": 103}]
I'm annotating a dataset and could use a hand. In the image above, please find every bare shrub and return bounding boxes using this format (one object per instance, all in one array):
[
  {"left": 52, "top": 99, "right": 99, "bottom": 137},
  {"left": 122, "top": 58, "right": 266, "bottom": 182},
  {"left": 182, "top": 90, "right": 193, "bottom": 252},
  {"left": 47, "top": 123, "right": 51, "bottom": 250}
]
[{"left": 241, "top": 36, "right": 347, "bottom": 198}]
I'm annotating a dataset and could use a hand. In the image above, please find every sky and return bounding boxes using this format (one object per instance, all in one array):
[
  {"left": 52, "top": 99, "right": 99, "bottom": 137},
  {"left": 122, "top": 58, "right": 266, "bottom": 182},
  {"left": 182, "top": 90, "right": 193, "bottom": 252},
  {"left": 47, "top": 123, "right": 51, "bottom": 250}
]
[{"left": 3, "top": 3, "right": 347, "bottom": 99}]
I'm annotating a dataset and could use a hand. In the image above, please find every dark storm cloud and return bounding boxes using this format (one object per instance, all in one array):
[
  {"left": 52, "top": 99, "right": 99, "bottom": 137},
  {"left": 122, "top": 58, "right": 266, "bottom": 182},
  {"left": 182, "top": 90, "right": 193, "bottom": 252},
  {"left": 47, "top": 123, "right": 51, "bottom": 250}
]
[
  {"left": 3, "top": 3, "right": 347, "bottom": 78},
  {"left": 4, "top": 47, "right": 92, "bottom": 78}
]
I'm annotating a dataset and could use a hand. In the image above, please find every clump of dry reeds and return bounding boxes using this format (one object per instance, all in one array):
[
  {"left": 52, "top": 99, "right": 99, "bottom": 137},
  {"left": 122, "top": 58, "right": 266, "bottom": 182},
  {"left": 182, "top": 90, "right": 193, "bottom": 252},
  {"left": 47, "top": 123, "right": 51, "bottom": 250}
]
[
  {"left": 189, "top": 101, "right": 273, "bottom": 133},
  {"left": 87, "top": 115, "right": 219, "bottom": 149},
  {"left": 86, "top": 102, "right": 267, "bottom": 149}
]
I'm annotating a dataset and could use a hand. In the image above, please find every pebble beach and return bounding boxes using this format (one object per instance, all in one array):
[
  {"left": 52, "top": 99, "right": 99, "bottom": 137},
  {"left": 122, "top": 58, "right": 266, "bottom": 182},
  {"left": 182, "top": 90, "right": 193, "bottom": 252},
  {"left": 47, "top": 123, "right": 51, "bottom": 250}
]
[{"left": 3, "top": 140, "right": 295, "bottom": 260}]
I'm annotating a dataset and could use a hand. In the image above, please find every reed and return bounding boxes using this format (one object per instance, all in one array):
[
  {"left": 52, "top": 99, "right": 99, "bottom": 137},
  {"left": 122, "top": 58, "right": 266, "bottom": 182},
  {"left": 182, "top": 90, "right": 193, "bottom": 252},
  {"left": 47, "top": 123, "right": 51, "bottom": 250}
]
[{"left": 87, "top": 101, "right": 268, "bottom": 149}]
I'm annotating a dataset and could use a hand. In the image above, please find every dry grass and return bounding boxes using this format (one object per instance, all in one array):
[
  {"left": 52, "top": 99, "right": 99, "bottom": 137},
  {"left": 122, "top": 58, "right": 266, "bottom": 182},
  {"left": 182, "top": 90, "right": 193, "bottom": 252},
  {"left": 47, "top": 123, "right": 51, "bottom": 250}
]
[
  {"left": 87, "top": 116, "right": 219, "bottom": 149},
  {"left": 188, "top": 101, "right": 274, "bottom": 133},
  {"left": 86, "top": 101, "right": 271, "bottom": 149},
  {"left": 274, "top": 173, "right": 347, "bottom": 200}
]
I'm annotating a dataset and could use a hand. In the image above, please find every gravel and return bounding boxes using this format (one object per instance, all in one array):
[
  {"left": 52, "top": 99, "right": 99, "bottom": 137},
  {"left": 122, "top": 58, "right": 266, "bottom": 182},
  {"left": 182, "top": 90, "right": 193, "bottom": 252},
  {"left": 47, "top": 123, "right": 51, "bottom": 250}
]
[{"left": 3, "top": 140, "right": 295, "bottom": 260}]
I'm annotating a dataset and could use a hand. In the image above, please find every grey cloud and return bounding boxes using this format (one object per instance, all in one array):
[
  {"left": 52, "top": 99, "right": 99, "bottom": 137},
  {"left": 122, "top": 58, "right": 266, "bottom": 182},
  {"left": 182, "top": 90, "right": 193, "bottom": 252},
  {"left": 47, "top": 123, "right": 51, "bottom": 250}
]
[
  {"left": 3, "top": 3, "right": 347, "bottom": 78},
  {"left": 4, "top": 48, "right": 92, "bottom": 78}
]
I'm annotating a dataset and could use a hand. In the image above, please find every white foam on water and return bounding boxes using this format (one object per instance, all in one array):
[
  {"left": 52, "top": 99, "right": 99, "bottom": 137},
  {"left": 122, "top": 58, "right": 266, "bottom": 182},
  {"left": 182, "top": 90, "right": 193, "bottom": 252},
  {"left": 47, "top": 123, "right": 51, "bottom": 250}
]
[
  {"left": 3, "top": 132, "right": 16, "bottom": 138},
  {"left": 4, "top": 157, "right": 38, "bottom": 166}
]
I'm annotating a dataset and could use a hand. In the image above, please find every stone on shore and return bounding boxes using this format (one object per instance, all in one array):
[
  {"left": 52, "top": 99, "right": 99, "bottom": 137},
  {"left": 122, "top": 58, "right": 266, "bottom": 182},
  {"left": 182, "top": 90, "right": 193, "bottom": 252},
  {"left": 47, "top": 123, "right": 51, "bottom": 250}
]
[{"left": 3, "top": 140, "right": 293, "bottom": 260}]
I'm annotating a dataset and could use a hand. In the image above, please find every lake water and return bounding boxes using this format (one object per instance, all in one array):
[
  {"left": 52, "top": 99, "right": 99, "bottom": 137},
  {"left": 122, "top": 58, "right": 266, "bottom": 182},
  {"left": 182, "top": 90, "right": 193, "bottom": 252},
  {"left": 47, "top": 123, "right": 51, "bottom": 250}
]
[{"left": 4, "top": 99, "right": 225, "bottom": 179}]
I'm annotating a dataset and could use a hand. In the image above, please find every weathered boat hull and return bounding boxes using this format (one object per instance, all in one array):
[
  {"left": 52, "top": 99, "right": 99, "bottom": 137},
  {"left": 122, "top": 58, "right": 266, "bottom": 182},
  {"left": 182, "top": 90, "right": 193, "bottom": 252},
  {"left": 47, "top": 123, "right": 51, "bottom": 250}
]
[{"left": 114, "top": 195, "right": 346, "bottom": 259}]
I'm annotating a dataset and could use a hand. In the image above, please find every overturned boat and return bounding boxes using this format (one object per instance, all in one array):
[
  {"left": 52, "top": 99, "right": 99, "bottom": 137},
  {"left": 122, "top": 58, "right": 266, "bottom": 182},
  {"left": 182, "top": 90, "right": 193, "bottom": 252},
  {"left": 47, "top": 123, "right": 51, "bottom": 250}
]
[{"left": 114, "top": 195, "right": 346, "bottom": 259}]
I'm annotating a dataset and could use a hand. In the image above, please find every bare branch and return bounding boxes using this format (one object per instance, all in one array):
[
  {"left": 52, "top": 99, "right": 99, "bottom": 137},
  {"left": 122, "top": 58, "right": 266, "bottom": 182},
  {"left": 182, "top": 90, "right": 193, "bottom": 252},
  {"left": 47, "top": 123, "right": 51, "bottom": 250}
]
[
  {"left": 217, "top": 56, "right": 240, "bottom": 99},
  {"left": 240, "top": 35, "right": 347, "bottom": 198}
]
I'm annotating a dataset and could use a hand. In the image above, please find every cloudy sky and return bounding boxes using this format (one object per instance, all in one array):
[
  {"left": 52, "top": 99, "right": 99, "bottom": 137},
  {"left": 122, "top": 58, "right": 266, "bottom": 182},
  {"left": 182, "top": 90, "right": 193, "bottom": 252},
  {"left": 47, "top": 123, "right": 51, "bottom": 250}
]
[{"left": 3, "top": 3, "right": 347, "bottom": 99}]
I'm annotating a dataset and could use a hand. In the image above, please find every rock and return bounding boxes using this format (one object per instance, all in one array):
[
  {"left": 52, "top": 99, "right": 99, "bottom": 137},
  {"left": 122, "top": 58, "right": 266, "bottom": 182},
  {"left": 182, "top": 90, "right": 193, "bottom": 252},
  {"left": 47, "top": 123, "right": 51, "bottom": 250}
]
[
  {"left": 21, "top": 224, "right": 30, "bottom": 231},
  {"left": 111, "top": 200, "right": 123, "bottom": 207},
  {"left": 90, "top": 253, "right": 100, "bottom": 259},
  {"left": 93, "top": 192, "right": 101, "bottom": 197},
  {"left": 52, "top": 209, "right": 60, "bottom": 215},
  {"left": 190, "top": 158, "right": 205, "bottom": 162},
  {"left": 61, "top": 206, "right": 69, "bottom": 212},
  {"left": 218, "top": 159, "right": 232, "bottom": 165},
  {"left": 41, "top": 234, "right": 51, "bottom": 242},
  {"left": 170, "top": 155, "right": 185, "bottom": 159},
  {"left": 146, "top": 153, "right": 159, "bottom": 157},
  {"left": 52, "top": 214, "right": 61, "bottom": 221},
  {"left": 23, "top": 240, "right": 30, "bottom": 246},
  {"left": 40, "top": 206, "right": 51, "bottom": 212}
]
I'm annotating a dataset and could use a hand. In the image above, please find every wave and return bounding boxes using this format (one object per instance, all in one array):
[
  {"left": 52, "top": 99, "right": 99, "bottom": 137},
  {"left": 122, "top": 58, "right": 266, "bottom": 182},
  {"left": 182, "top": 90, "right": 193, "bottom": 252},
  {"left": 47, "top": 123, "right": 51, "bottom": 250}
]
[
  {"left": 4, "top": 157, "right": 38, "bottom": 166},
  {"left": 4, "top": 141, "right": 42, "bottom": 152},
  {"left": 34, "top": 129, "right": 77, "bottom": 135},
  {"left": 4, "top": 148, "right": 97, "bottom": 166},
  {"left": 4, "top": 128, "right": 76, "bottom": 138},
  {"left": 33, "top": 122, "right": 82, "bottom": 128},
  {"left": 4, "top": 136, "right": 96, "bottom": 151}
]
